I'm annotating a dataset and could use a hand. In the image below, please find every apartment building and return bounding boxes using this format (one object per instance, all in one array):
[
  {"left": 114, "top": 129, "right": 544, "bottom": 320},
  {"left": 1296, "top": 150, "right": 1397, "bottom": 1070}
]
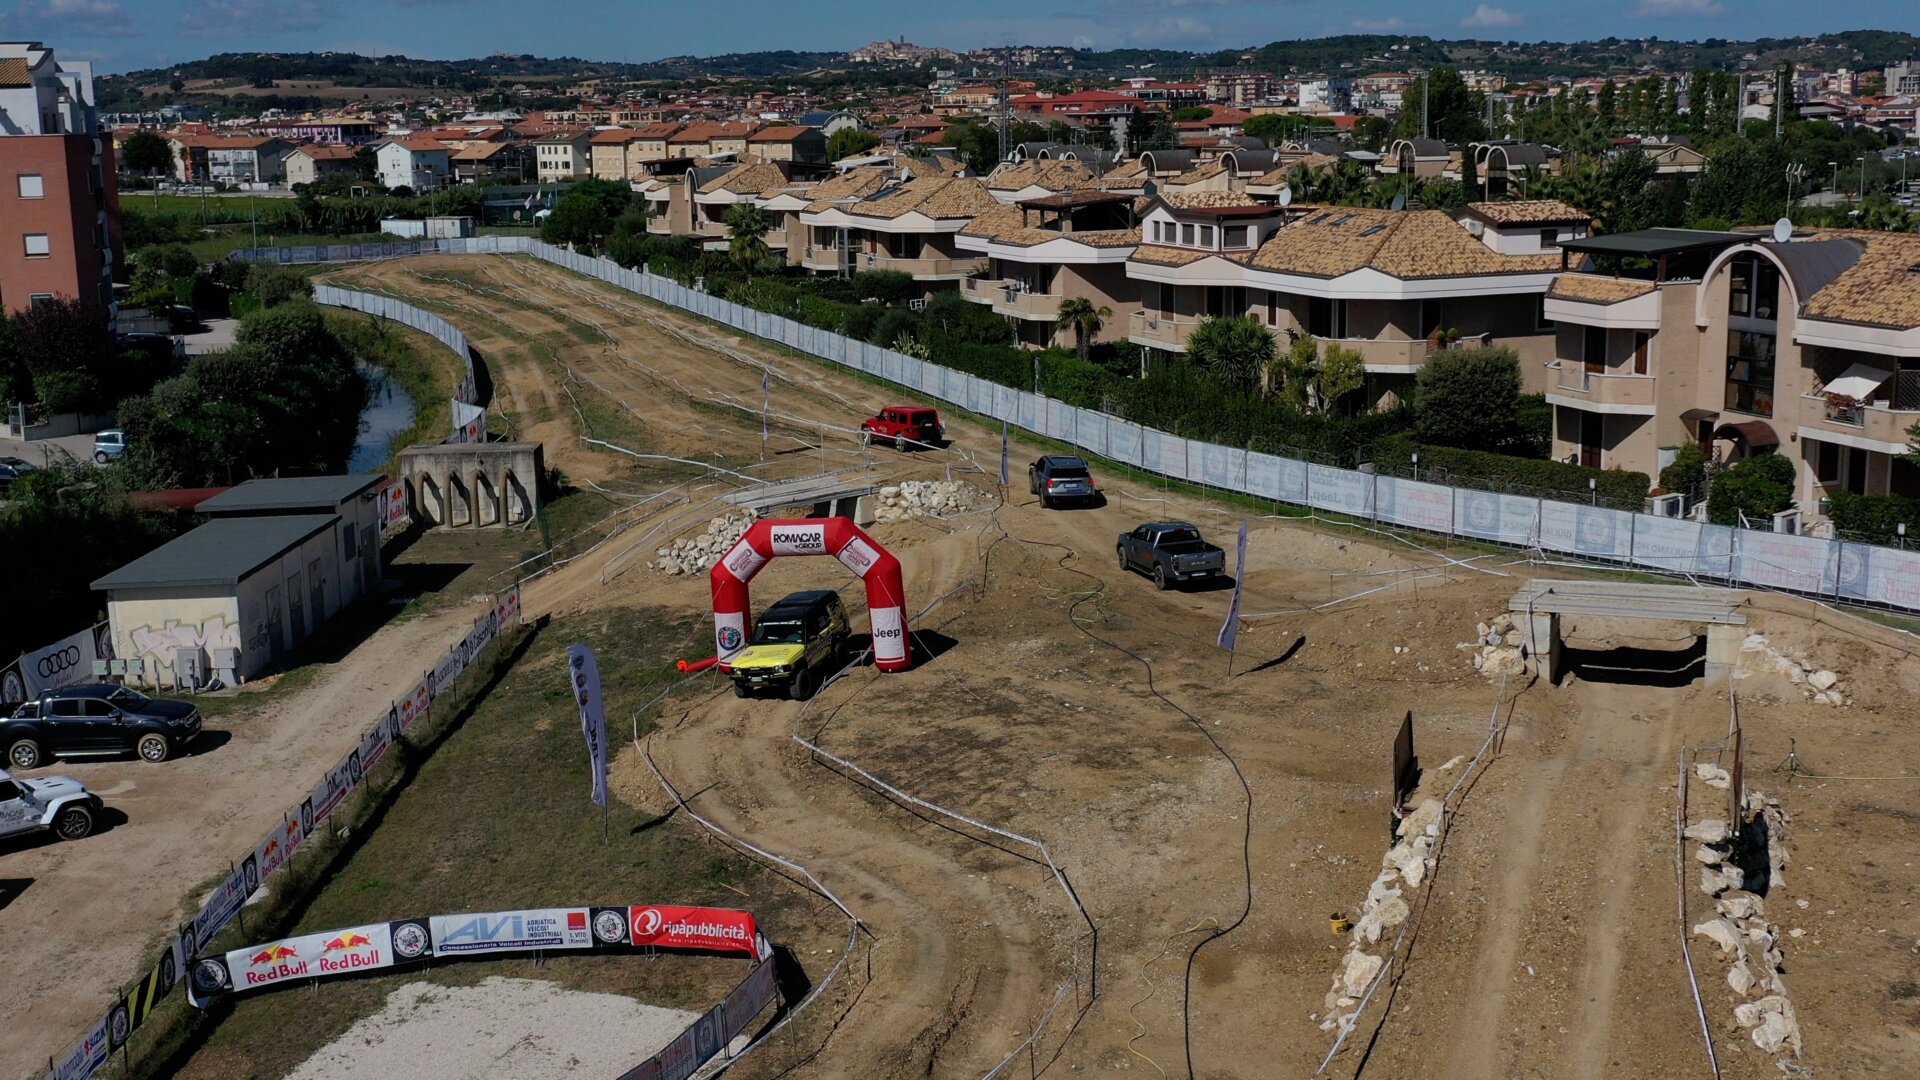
[
  {"left": 283, "top": 143, "right": 358, "bottom": 187},
  {"left": 690, "top": 162, "right": 792, "bottom": 246},
  {"left": 535, "top": 130, "right": 592, "bottom": 182},
  {"left": 588, "top": 128, "right": 645, "bottom": 181},
  {"left": 1545, "top": 226, "right": 1920, "bottom": 527},
  {"left": 797, "top": 174, "right": 996, "bottom": 285},
  {"left": 1125, "top": 197, "right": 1575, "bottom": 405},
  {"left": 744, "top": 125, "right": 827, "bottom": 165},
  {"left": 773, "top": 167, "right": 890, "bottom": 271},
  {"left": 956, "top": 191, "right": 1144, "bottom": 349},
  {"left": 204, "top": 136, "right": 292, "bottom": 186},
  {"left": 0, "top": 41, "right": 120, "bottom": 315},
  {"left": 374, "top": 137, "right": 452, "bottom": 192}
]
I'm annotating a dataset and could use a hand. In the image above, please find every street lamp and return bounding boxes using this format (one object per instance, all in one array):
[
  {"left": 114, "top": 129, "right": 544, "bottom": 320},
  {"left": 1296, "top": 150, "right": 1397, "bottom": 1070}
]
[
  {"left": 1828, "top": 161, "right": 1839, "bottom": 199},
  {"left": 1411, "top": 451, "right": 1419, "bottom": 482},
  {"left": 1588, "top": 476, "right": 1598, "bottom": 506}
]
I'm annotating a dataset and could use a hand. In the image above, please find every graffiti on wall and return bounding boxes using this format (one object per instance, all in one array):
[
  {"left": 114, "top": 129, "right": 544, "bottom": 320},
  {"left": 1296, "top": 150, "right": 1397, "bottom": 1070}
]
[{"left": 127, "top": 616, "right": 244, "bottom": 684}]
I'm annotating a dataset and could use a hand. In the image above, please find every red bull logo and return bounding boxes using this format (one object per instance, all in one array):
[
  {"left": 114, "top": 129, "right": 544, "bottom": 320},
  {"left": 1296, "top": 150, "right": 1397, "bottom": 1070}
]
[
  {"left": 249, "top": 944, "right": 299, "bottom": 964},
  {"left": 323, "top": 932, "right": 372, "bottom": 952}
]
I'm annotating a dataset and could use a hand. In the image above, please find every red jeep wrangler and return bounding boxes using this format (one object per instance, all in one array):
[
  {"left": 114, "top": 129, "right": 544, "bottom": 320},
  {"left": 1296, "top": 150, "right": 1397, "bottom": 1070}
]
[{"left": 861, "top": 406, "right": 945, "bottom": 451}]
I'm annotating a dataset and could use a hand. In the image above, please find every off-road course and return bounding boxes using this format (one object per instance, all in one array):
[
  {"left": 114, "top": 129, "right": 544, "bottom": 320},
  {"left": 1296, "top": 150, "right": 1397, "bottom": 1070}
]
[{"left": 135, "top": 253, "right": 1920, "bottom": 1077}]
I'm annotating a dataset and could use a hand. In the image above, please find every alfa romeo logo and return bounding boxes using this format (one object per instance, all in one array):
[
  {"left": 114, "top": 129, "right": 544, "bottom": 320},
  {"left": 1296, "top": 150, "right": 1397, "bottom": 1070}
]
[
  {"left": 593, "top": 909, "right": 628, "bottom": 945},
  {"left": 718, "top": 627, "right": 743, "bottom": 652},
  {"left": 391, "top": 921, "right": 430, "bottom": 960}
]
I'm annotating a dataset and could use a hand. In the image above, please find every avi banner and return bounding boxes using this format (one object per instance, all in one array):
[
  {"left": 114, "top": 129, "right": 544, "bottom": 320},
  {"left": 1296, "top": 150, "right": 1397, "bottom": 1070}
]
[
  {"left": 626, "top": 905, "right": 760, "bottom": 958},
  {"left": 429, "top": 908, "right": 593, "bottom": 957}
]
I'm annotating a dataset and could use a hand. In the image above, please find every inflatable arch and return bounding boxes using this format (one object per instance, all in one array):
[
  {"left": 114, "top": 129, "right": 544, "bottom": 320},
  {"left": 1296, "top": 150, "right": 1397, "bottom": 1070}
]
[{"left": 710, "top": 518, "right": 911, "bottom": 673}]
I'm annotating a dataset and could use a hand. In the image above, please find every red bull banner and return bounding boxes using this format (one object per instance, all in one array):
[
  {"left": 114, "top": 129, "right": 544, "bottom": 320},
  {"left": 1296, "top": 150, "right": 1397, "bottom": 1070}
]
[
  {"left": 626, "top": 905, "right": 759, "bottom": 957},
  {"left": 396, "top": 677, "right": 431, "bottom": 730},
  {"left": 381, "top": 478, "right": 409, "bottom": 530},
  {"left": 188, "top": 919, "right": 430, "bottom": 1005},
  {"left": 253, "top": 815, "right": 305, "bottom": 880},
  {"left": 495, "top": 584, "right": 521, "bottom": 627}
]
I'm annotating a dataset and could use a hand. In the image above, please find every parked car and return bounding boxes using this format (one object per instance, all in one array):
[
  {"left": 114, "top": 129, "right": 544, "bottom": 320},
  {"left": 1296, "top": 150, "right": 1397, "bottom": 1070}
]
[
  {"left": 5, "top": 684, "right": 203, "bottom": 768},
  {"left": 0, "top": 768, "right": 102, "bottom": 843},
  {"left": 1117, "top": 522, "right": 1227, "bottom": 590},
  {"left": 1027, "top": 455, "right": 1099, "bottom": 508},
  {"left": 0, "top": 456, "right": 36, "bottom": 493},
  {"left": 860, "top": 406, "right": 944, "bottom": 451},
  {"left": 723, "top": 589, "right": 851, "bottom": 701},
  {"left": 92, "top": 429, "right": 126, "bottom": 464}
]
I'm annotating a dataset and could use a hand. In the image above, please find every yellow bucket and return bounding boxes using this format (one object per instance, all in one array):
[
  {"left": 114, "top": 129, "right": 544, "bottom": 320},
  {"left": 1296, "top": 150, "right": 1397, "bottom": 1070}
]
[{"left": 1329, "top": 913, "right": 1353, "bottom": 935}]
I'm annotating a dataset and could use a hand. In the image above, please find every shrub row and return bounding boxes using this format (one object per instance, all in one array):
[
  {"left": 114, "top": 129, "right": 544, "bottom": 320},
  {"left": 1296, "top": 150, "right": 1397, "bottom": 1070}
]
[
  {"left": 1372, "top": 433, "right": 1651, "bottom": 507},
  {"left": 1827, "top": 490, "right": 1920, "bottom": 544}
]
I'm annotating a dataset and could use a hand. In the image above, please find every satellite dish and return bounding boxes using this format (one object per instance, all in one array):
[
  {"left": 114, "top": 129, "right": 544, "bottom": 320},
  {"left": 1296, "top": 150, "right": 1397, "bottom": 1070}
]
[
  {"left": 1278, "top": 185, "right": 1293, "bottom": 207},
  {"left": 1390, "top": 192, "right": 1408, "bottom": 212},
  {"left": 1771, "top": 217, "right": 1792, "bottom": 244}
]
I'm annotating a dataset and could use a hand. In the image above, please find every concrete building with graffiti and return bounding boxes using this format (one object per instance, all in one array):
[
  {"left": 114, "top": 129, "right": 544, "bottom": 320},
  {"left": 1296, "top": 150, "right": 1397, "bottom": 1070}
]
[{"left": 90, "top": 476, "right": 388, "bottom": 689}]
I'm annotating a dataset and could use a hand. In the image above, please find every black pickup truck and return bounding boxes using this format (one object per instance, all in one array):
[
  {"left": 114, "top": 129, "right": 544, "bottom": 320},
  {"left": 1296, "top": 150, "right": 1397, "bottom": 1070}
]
[{"left": 1117, "top": 522, "right": 1226, "bottom": 590}]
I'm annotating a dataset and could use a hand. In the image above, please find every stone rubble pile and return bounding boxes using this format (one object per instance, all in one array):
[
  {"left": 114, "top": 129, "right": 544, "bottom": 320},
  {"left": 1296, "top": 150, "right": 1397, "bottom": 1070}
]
[
  {"left": 1465, "top": 612, "right": 1527, "bottom": 677},
  {"left": 1738, "top": 633, "right": 1849, "bottom": 706},
  {"left": 1318, "top": 798, "right": 1443, "bottom": 1033},
  {"left": 1689, "top": 788, "right": 1803, "bottom": 1058},
  {"left": 872, "top": 480, "right": 988, "bottom": 524},
  {"left": 648, "top": 511, "right": 756, "bottom": 577}
]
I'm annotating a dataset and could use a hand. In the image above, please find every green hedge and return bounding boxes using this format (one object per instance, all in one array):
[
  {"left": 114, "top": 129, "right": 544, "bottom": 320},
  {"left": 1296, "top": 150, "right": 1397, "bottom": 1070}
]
[
  {"left": 1372, "top": 434, "right": 1651, "bottom": 506},
  {"left": 1708, "top": 452, "right": 1796, "bottom": 527},
  {"left": 1827, "top": 490, "right": 1920, "bottom": 544}
]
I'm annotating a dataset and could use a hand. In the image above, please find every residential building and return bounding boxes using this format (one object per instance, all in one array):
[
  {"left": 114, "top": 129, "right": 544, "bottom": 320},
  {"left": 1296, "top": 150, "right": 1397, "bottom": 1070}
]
[
  {"left": 956, "top": 191, "right": 1144, "bottom": 349},
  {"left": 451, "top": 141, "right": 527, "bottom": 184},
  {"left": 774, "top": 166, "right": 890, "bottom": 270},
  {"left": 1886, "top": 61, "right": 1920, "bottom": 97},
  {"left": 1126, "top": 197, "right": 1574, "bottom": 404},
  {"left": 1544, "top": 227, "right": 1920, "bottom": 526},
  {"left": 0, "top": 40, "right": 120, "bottom": 315},
  {"left": 204, "top": 136, "right": 291, "bottom": 186},
  {"left": 1207, "top": 72, "right": 1278, "bottom": 106},
  {"left": 252, "top": 117, "right": 381, "bottom": 146},
  {"left": 691, "top": 161, "right": 792, "bottom": 246},
  {"left": 797, "top": 174, "right": 996, "bottom": 287},
  {"left": 534, "top": 130, "right": 592, "bottom": 182},
  {"left": 745, "top": 125, "right": 827, "bottom": 164},
  {"left": 588, "top": 128, "right": 645, "bottom": 180},
  {"left": 374, "top": 137, "right": 452, "bottom": 191},
  {"left": 283, "top": 143, "right": 359, "bottom": 187},
  {"left": 794, "top": 110, "right": 861, "bottom": 136},
  {"left": 631, "top": 120, "right": 682, "bottom": 162}
]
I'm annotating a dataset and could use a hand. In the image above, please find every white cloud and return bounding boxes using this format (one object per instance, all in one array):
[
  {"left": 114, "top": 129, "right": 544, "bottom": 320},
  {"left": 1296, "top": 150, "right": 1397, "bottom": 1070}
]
[
  {"left": 1460, "top": 4, "right": 1522, "bottom": 29},
  {"left": 1631, "top": 0, "right": 1728, "bottom": 16},
  {"left": 180, "top": 0, "right": 330, "bottom": 39},
  {"left": 1351, "top": 17, "right": 1410, "bottom": 32},
  {"left": 1124, "top": 17, "right": 1216, "bottom": 47}
]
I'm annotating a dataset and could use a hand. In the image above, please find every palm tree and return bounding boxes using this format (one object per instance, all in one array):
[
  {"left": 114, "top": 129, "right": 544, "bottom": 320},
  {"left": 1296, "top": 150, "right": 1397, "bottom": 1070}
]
[
  {"left": 724, "top": 203, "right": 773, "bottom": 273},
  {"left": 1056, "top": 296, "right": 1111, "bottom": 362},
  {"left": 1186, "top": 315, "right": 1276, "bottom": 394}
]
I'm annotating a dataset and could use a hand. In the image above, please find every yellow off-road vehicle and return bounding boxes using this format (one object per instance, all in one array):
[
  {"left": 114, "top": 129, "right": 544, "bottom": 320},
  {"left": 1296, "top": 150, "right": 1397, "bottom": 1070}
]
[{"left": 727, "top": 590, "right": 851, "bottom": 701}]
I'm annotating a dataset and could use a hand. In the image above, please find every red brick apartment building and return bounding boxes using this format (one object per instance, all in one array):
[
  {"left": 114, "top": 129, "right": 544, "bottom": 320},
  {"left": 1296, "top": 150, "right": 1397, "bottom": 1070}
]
[{"left": 0, "top": 41, "right": 121, "bottom": 315}]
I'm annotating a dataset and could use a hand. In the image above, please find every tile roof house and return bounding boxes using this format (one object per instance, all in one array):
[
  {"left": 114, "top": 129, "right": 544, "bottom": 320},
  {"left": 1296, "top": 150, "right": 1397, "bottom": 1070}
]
[
  {"left": 798, "top": 175, "right": 996, "bottom": 284},
  {"left": 374, "top": 137, "right": 452, "bottom": 191},
  {"left": 744, "top": 124, "right": 827, "bottom": 164},
  {"left": 283, "top": 143, "right": 359, "bottom": 187}
]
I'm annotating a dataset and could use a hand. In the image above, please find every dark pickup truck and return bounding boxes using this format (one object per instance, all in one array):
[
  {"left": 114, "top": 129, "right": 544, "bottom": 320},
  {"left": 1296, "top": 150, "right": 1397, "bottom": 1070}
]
[{"left": 1117, "top": 522, "right": 1226, "bottom": 590}]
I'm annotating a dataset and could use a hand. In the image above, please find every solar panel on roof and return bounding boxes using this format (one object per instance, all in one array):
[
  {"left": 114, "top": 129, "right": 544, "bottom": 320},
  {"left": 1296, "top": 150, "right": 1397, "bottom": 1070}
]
[
  {"left": 1358, "top": 224, "right": 1387, "bottom": 237},
  {"left": 1307, "top": 211, "right": 1331, "bottom": 224},
  {"left": 1330, "top": 214, "right": 1353, "bottom": 226}
]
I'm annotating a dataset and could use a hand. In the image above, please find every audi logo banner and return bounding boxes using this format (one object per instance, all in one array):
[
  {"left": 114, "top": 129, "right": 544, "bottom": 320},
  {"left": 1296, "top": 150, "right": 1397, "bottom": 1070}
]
[{"left": 16, "top": 622, "right": 108, "bottom": 699}]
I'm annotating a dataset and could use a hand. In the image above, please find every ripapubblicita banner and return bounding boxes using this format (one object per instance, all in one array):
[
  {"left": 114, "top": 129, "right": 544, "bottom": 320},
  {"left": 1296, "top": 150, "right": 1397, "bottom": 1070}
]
[
  {"left": 429, "top": 908, "right": 593, "bottom": 957},
  {"left": 626, "top": 905, "right": 760, "bottom": 958}
]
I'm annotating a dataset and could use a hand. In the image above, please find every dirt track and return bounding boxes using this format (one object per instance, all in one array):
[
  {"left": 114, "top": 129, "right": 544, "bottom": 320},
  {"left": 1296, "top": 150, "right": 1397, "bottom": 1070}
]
[
  {"left": 309, "top": 255, "right": 1920, "bottom": 1079},
  {"left": 0, "top": 606, "right": 478, "bottom": 1080}
]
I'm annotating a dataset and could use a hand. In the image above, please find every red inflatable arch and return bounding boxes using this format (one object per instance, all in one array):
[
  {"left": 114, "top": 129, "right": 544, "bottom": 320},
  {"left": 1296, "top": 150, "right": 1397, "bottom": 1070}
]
[{"left": 710, "top": 518, "right": 911, "bottom": 673}]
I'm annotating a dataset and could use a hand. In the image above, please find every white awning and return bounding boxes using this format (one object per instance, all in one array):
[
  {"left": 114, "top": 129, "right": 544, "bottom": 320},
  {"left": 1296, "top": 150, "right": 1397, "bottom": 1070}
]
[{"left": 1823, "top": 363, "right": 1892, "bottom": 402}]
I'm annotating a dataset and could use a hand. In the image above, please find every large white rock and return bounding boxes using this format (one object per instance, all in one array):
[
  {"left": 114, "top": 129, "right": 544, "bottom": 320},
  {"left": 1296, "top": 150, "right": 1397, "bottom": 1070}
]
[
  {"left": 1716, "top": 893, "right": 1762, "bottom": 920},
  {"left": 1727, "top": 962, "right": 1757, "bottom": 996},
  {"left": 1354, "top": 897, "right": 1410, "bottom": 945},
  {"left": 1481, "top": 646, "right": 1526, "bottom": 675},
  {"left": 1340, "top": 951, "right": 1384, "bottom": 997},
  {"left": 1683, "top": 819, "right": 1731, "bottom": 844},
  {"left": 1692, "top": 918, "right": 1743, "bottom": 955},
  {"left": 1807, "top": 669, "right": 1839, "bottom": 692},
  {"left": 1752, "top": 1010, "right": 1800, "bottom": 1053},
  {"left": 1397, "top": 799, "right": 1444, "bottom": 840}
]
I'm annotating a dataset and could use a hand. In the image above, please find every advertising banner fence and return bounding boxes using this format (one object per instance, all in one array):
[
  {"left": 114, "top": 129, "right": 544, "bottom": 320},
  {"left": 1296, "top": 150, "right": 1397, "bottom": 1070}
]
[
  {"left": 617, "top": 957, "right": 779, "bottom": 1080},
  {"left": 626, "top": 905, "right": 760, "bottom": 958},
  {"left": 430, "top": 908, "right": 593, "bottom": 957}
]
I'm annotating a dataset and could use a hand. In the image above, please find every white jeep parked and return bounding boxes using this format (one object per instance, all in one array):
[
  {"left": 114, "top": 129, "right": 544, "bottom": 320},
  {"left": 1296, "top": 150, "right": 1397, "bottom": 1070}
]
[{"left": 0, "top": 769, "right": 102, "bottom": 843}]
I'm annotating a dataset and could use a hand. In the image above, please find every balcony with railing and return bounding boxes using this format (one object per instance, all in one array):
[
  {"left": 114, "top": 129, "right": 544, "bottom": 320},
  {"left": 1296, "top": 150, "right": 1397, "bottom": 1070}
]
[
  {"left": 802, "top": 244, "right": 846, "bottom": 272},
  {"left": 1803, "top": 371, "right": 1920, "bottom": 447},
  {"left": 1549, "top": 363, "right": 1658, "bottom": 411},
  {"left": 1323, "top": 337, "right": 1431, "bottom": 370},
  {"left": 960, "top": 277, "right": 1062, "bottom": 321},
  {"left": 853, "top": 251, "right": 987, "bottom": 279},
  {"left": 1128, "top": 310, "right": 1202, "bottom": 350}
]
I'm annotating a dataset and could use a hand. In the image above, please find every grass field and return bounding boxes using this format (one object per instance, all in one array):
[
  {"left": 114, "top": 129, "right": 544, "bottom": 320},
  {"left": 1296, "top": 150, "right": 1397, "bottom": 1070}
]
[{"left": 172, "top": 606, "right": 828, "bottom": 1079}]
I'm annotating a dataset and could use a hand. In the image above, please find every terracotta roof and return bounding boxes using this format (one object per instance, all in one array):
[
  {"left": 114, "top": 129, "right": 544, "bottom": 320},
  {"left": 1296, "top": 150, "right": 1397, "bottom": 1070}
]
[
  {"left": 802, "top": 168, "right": 891, "bottom": 211},
  {"left": 699, "top": 162, "right": 789, "bottom": 195},
  {"left": 845, "top": 176, "right": 998, "bottom": 220},
  {"left": 0, "top": 57, "right": 30, "bottom": 88},
  {"left": 633, "top": 122, "right": 683, "bottom": 138},
  {"left": 1799, "top": 232, "right": 1920, "bottom": 330},
  {"left": 1167, "top": 160, "right": 1228, "bottom": 185},
  {"left": 589, "top": 128, "right": 645, "bottom": 144},
  {"left": 747, "top": 125, "right": 817, "bottom": 143},
  {"left": 391, "top": 137, "right": 451, "bottom": 153},
  {"left": 1162, "top": 190, "right": 1265, "bottom": 210},
  {"left": 289, "top": 144, "right": 357, "bottom": 160},
  {"left": 1247, "top": 208, "right": 1566, "bottom": 280},
  {"left": 986, "top": 159, "right": 1094, "bottom": 192},
  {"left": 1131, "top": 244, "right": 1220, "bottom": 267},
  {"left": 1248, "top": 156, "right": 1339, "bottom": 187},
  {"left": 1547, "top": 274, "right": 1657, "bottom": 304},
  {"left": 1465, "top": 199, "right": 1590, "bottom": 226},
  {"left": 452, "top": 142, "right": 515, "bottom": 161},
  {"left": 1103, "top": 159, "right": 1149, "bottom": 180},
  {"left": 899, "top": 155, "right": 966, "bottom": 179}
]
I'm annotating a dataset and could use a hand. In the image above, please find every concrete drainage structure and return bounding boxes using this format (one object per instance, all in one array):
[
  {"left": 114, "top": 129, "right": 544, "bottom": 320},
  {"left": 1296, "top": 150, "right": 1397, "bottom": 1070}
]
[
  {"left": 396, "top": 442, "right": 544, "bottom": 528},
  {"left": 1687, "top": 779, "right": 1804, "bottom": 1059}
]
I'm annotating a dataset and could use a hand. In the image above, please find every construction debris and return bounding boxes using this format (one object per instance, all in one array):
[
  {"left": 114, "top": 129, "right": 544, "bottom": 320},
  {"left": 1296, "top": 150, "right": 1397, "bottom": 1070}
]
[
  {"left": 648, "top": 511, "right": 755, "bottom": 577},
  {"left": 1737, "top": 633, "right": 1850, "bottom": 706},
  {"left": 871, "top": 480, "right": 989, "bottom": 523},
  {"left": 1689, "top": 785, "right": 1803, "bottom": 1061},
  {"left": 1318, "top": 798, "right": 1444, "bottom": 1033}
]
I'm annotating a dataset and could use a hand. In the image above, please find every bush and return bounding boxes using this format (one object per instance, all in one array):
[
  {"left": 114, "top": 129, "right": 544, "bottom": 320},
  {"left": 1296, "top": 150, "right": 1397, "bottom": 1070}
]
[
  {"left": 1373, "top": 433, "right": 1651, "bottom": 506},
  {"left": 1707, "top": 452, "right": 1797, "bottom": 527},
  {"left": 1659, "top": 442, "right": 1709, "bottom": 496},
  {"left": 246, "top": 263, "right": 314, "bottom": 308},
  {"left": 847, "top": 269, "right": 917, "bottom": 304},
  {"left": 1825, "top": 490, "right": 1920, "bottom": 544},
  {"left": 1414, "top": 346, "right": 1523, "bottom": 452},
  {"left": 868, "top": 307, "right": 923, "bottom": 348}
]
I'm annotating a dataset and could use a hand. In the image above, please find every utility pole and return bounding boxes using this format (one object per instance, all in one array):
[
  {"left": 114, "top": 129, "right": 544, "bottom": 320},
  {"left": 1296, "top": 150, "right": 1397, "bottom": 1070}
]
[{"left": 1422, "top": 72, "right": 1430, "bottom": 141}]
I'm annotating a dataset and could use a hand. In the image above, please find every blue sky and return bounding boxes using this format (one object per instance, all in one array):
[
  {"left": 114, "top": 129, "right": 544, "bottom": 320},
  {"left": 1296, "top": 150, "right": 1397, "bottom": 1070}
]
[{"left": 3, "top": 0, "right": 1915, "bottom": 74}]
